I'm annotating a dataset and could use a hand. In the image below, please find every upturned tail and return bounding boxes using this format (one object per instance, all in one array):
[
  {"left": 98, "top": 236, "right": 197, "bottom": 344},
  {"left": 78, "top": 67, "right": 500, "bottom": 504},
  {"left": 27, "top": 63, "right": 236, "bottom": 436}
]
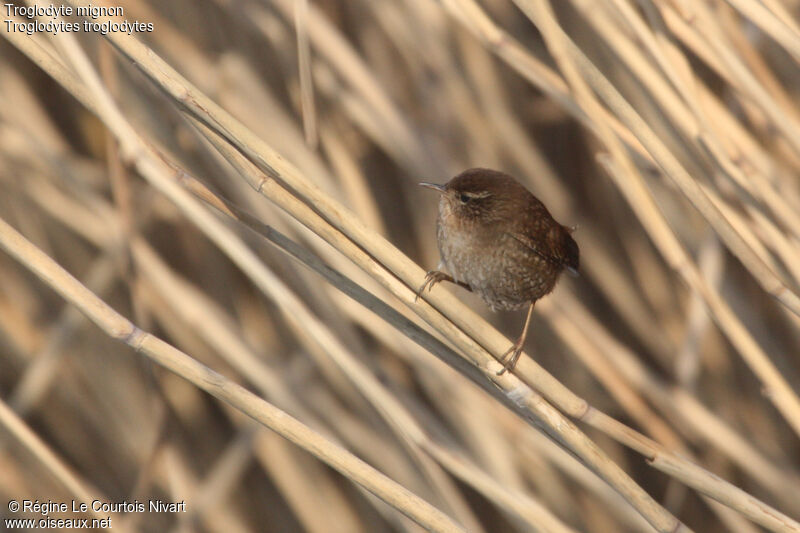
[{"left": 559, "top": 225, "right": 580, "bottom": 276}]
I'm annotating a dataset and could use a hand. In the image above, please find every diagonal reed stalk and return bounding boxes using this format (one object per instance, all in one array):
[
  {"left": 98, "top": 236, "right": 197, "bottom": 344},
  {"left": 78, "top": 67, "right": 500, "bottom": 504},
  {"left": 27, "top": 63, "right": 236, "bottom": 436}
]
[{"left": 2, "top": 0, "right": 799, "bottom": 531}]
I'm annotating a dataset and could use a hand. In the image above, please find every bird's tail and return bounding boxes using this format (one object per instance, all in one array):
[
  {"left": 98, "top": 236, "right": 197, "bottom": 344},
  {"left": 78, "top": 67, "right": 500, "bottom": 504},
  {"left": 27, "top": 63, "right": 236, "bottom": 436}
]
[{"left": 561, "top": 226, "right": 580, "bottom": 276}]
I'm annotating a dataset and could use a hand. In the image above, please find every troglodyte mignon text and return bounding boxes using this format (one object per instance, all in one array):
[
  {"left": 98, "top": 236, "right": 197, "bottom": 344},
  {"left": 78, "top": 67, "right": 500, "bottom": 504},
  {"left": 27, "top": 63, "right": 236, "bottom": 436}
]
[{"left": 417, "top": 168, "right": 579, "bottom": 375}]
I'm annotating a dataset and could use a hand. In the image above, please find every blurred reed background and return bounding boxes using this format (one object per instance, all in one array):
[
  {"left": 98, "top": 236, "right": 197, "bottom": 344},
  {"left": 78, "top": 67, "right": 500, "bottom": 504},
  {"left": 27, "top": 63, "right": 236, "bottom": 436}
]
[{"left": 1, "top": 0, "right": 800, "bottom": 531}]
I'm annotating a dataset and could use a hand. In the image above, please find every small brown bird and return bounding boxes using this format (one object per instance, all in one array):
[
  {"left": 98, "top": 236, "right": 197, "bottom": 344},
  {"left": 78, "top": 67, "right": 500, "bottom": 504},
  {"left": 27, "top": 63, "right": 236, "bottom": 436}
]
[{"left": 417, "top": 168, "right": 579, "bottom": 375}]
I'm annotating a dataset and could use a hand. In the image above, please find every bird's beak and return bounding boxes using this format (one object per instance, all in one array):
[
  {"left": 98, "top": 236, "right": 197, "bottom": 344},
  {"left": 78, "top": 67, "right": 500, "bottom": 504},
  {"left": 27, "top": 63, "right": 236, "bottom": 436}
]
[{"left": 419, "top": 182, "right": 446, "bottom": 193}]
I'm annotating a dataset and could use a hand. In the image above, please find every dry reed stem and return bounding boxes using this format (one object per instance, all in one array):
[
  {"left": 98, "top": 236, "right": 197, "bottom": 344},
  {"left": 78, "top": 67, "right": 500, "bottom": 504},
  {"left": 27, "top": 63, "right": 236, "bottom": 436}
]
[
  {"left": 293, "top": 0, "right": 317, "bottom": 148},
  {"left": 651, "top": 451, "right": 800, "bottom": 533},
  {"left": 261, "top": 0, "right": 434, "bottom": 175},
  {"left": 6, "top": 6, "right": 800, "bottom": 528},
  {"left": 501, "top": 0, "right": 800, "bottom": 439},
  {"left": 7, "top": 21, "right": 685, "bottom": 532},
  {"left": 3, "top": 22, "right": 469, "bottom": 531},
  {"left": 449, "top": 0, "right": 800, "bottom": 317},
  {"left": 6, "top": 20, "right": 594, "bottom": 531},
  {"left": 553, "top": 292, "right": 800, "bottom": 502},
  {"left": 0, "top": 400, "right": 126, "bottom": 532},
  {"left": 4, "top": 0, "right": 799, "bottom": 531},
  {"left": 188, "top": 118, "right": 685, "bottom": 530},
  {"left": 161, "top": 138, "right": 800, "bottom": 528},
  {"left": 0, "top": 215, "right": 465, "bottom": 533}
]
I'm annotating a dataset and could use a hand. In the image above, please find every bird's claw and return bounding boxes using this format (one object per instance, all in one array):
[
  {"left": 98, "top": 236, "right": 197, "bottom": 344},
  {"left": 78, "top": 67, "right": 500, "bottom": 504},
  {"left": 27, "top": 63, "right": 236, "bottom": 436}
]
[
  {"left": 415, "top": 271, "right": 444, "bottom": 302},
  {"left": 496, "top": 343, "right": 524, "bottom": 376}
]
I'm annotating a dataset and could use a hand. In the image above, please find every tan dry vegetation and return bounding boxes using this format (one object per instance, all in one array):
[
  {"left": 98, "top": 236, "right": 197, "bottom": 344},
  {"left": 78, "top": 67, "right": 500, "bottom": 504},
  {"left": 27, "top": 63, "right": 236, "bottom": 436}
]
[{"left": 1, "top": 0, "right": 800, "bottom": 532}]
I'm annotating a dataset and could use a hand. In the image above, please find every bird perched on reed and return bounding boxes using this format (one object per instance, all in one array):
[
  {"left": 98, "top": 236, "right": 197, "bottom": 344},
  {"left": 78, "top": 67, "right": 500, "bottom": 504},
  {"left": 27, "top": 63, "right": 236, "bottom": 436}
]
[{"left": 417, "top": 168, "right": 579, "bottom": 374}]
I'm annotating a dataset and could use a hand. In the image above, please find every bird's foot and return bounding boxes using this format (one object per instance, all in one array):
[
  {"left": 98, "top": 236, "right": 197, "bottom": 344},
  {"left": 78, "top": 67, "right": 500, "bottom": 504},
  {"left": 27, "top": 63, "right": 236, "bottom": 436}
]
[
  {"left": 496, "top": 341, "right": 524, "bottom": 376},
  {"left": 414, "top": 271, "right": 451, "bottom": 302}
]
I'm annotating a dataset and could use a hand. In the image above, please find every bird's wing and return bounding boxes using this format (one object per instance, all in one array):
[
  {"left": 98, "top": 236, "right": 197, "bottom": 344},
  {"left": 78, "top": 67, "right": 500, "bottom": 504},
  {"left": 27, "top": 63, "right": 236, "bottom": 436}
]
[
  {"left": 507, "top": 227, "right": 580, "bottom": 275},
  {"left": 506, "top": 231, "right": 563, "bottom": 266}
]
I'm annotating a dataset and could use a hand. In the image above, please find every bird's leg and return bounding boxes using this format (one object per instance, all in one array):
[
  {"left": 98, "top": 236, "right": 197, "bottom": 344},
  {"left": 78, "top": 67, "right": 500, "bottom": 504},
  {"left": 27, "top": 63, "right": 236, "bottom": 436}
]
[
  {"left": 496, "top": 301, "right": 535, "bottom": 375},
  {"left": 414, "top": 271, "right": 471, "bottom": 302}
]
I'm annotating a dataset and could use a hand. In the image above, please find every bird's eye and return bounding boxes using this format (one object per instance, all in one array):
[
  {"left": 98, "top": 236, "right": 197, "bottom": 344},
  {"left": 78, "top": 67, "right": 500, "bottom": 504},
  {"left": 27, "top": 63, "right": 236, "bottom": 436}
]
[{"left": 459, "top": 194, "right": 471, "bottom": 203}]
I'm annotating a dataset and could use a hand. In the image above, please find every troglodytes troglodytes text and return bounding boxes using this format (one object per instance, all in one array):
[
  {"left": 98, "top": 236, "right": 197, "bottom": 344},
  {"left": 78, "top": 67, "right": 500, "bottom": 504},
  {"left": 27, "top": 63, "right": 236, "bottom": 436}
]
[{"left": 417, "top": 168, "right": 579, "bottom": 375}]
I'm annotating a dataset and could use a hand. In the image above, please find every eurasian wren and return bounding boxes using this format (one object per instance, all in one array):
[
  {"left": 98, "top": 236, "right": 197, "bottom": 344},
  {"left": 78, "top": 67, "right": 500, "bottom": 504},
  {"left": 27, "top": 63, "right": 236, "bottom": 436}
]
[{"left": 417, "top": 168, "right": 579, "bottom": 375}]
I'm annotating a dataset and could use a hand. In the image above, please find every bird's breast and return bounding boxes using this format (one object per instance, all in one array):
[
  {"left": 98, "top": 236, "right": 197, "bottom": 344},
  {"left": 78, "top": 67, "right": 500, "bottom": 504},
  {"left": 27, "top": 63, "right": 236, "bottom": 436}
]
[
  {"left": 437, "top": 219, "right": 531, "bottom": 310},
  {"left": 436, "top": 210, "right": 561, "bottom": 310}
]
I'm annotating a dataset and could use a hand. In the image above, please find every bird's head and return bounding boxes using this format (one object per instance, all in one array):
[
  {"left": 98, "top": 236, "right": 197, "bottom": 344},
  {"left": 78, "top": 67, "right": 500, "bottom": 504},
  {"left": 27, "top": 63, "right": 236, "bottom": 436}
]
[{"left": 420, "top": 168, "right": 525, "bottom": 223}]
